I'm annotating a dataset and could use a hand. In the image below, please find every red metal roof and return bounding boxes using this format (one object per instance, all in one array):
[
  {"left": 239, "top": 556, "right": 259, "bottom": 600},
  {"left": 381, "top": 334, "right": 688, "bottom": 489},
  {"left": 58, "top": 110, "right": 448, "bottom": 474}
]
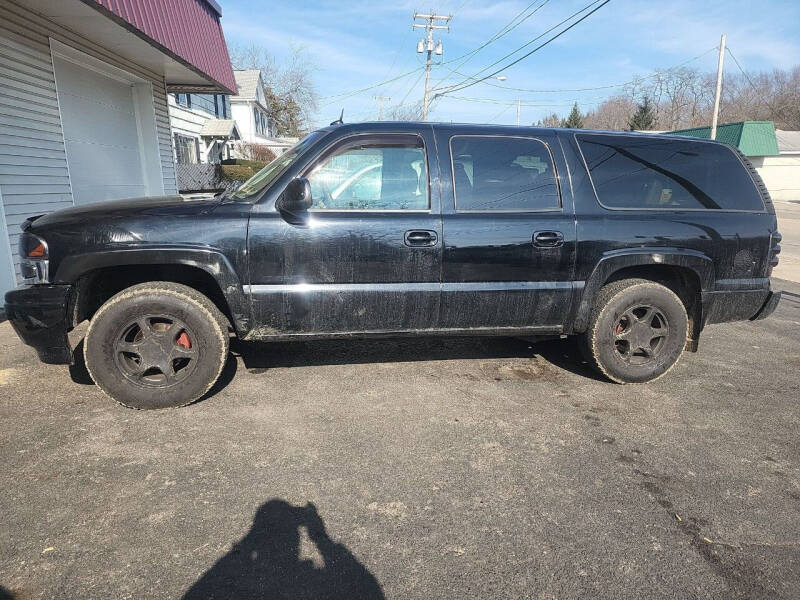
[{"left": 85, "top": 0, "right": 237, "bottom": 94}]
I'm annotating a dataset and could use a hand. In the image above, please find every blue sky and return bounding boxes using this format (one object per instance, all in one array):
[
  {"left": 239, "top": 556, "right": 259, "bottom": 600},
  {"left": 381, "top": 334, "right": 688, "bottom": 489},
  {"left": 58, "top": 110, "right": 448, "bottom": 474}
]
[{"left": 220, "top": 0, "right": 800, "bottom": 128}]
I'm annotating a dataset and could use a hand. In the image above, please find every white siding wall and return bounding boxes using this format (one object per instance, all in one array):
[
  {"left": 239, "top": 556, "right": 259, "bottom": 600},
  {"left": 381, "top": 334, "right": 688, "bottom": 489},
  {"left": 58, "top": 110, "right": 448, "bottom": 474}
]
[
  {"left": 230, "top": 102, "right": 255, "bottom": 143},
  {"left": 752, "top": 155, "right": 800, "bottom": 202},
  {"left": 169, "top": 95, "right": 208, "bottom": 140},
  {"left": 168, "top": 95, "right": 218, "bottom": 163},
  {"left": 0, "top": 0, "right": 177, "bottom": 282}
]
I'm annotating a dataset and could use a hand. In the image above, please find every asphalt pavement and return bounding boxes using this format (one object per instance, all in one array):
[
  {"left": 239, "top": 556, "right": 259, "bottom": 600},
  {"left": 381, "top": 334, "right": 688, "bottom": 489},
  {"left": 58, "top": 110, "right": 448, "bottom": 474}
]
[{"left": 0, "top": 280, "right": 799, "bottom": 599}]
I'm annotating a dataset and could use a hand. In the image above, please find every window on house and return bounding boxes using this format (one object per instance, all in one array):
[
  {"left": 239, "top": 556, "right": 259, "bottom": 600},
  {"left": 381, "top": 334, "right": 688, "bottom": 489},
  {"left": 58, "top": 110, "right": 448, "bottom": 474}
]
[
  {"left": 577, "top": 134, "right": 765, "bottom": 211},
  {"left": 191, "top": 94, "right": 216, "bottom": 115},
  {"left": 175, "top": 93, "right": 191, "bottom": 108},
  {"left": 175, "top": 134, "right": 199, "bottom": 164},
  {"left": 450, "top": 136, "right": 560, "bottom": 211},
  {"left": 306, "top": 135, "right": 429, "bottom": 211},
  {"left": 212, "top": 94, "right": 230, "bottom": 119}
]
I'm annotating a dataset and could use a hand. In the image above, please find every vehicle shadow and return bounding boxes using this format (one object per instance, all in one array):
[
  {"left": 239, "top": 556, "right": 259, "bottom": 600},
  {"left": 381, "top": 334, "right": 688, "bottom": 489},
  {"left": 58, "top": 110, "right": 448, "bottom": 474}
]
[
  {"left": 0, "top": 585, "right": 15, "bottom": 600},
  {"left": 182, "top": 499, "right": 384, "bottom": 600},
  {"left": 232, "top": 335, "right": 606, "bottom": 382},
  {"left": 67, "top": 334, "right": 605, "bottom": 401}
]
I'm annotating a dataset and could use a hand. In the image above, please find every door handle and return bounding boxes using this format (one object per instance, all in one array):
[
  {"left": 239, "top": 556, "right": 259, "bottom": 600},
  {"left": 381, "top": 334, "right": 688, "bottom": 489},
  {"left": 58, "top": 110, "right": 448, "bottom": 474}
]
[
  {"left": 404, "top": 230, "right": 438, "bottom": 247},
  {"left": 533, "top": 230, "right": 564, "bottom": 248}
]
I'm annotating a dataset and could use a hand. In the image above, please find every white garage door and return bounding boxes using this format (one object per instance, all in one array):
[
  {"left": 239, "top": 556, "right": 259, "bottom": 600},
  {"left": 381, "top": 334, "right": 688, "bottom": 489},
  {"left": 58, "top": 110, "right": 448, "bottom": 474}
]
[{"left": 53, "top": 55, "right": 148, "bottom": 205}]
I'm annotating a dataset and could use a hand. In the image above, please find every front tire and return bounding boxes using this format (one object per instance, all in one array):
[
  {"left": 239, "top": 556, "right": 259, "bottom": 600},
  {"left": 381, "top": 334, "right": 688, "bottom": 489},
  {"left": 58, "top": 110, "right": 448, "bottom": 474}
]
[
  {"left": 84, "top": 282, "right": 230, "bottom": 409},
  {"left": 581, "top": 278, "right": 688, "bottom": 384}
]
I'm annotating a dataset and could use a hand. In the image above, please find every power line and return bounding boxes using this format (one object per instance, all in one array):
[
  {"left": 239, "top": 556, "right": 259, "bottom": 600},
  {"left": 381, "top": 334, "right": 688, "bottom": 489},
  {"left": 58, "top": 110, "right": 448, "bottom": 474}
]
[
  {"left": 319, "top": 66, "right": 424, "bottom": 104},
  {"left": 434, "top": 0, "right": 612, "bottom": 97},
  {"left": 725, "top": 45, "right": 790, "bottom": 122},
  {"left": 432, "top": 0, "right": 550, "bottom": 88},
  {"left": 438, "top": 46, "right": 718, "bottom": 94},
  {"left": 447, "top": 95, "right": 606, "bottom": 106}
]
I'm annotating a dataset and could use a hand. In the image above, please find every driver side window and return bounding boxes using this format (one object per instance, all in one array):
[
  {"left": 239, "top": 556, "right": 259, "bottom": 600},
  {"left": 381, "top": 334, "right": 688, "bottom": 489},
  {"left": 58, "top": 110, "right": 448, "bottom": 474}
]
[{"left": 306, "top": 136, "right": 429, "bottom": 210}]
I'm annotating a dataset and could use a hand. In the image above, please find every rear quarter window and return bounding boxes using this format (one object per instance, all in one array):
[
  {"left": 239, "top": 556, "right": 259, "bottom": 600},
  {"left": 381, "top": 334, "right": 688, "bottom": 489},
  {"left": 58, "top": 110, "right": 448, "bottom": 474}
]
[{"left": 576, "top": 134, "right": 765, "bottom": 211}]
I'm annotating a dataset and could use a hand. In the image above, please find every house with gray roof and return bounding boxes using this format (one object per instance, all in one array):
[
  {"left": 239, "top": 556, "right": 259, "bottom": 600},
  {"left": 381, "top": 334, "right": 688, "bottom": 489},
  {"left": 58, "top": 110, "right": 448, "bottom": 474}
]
[{"left": 230, "top": 70, "right": 297, "bottom": 155}]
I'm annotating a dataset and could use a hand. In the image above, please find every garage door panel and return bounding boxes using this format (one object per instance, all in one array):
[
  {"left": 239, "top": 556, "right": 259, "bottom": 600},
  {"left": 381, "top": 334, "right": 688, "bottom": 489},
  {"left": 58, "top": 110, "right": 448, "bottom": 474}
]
[
  {"left": 62, "top": 141, "right": 144, "bottom": 187},
  {"left": 71, "top": 183, "right": 147, "bottom": 204},
  {"left": 58, "top": 93, "right": 140, "bottom": 148},
  {"left": 53, "top": 58, "right": 135, "bottom": 109},
  {"left": 53, "top": 54, "right": 149, "bottom": 205}
]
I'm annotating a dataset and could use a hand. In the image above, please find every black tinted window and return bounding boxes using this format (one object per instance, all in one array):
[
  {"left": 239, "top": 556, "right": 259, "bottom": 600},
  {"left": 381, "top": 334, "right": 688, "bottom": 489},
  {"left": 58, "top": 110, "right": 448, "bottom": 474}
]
[
  {"left": 451, "top": 136, "right": 559, "bottom": 211},
  {"left": 577, "top": 134, "right": 764, "bottom": 211}
]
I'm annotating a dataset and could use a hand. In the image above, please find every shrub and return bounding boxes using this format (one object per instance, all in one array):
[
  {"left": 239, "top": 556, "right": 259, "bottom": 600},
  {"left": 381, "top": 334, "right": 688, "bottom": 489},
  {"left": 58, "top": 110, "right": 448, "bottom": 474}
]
[
  {"left": 221, "top": 158, "right": 267, "bottom": 171},
  {"left": 220, "top": 164, "right": 256, "bottom": 182},
  {"left": 235, "top": 142, "right": 276, "bottom": 164}
]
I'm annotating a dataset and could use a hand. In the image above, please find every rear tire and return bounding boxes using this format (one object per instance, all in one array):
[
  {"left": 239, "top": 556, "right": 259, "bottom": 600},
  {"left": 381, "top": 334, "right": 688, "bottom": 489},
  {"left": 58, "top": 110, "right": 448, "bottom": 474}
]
[
  {"left": 84, "top": 282, "right": 229, "bottom": 409},
  {"left": 581, "top": 278, "right": 687, "bottom": 384}
]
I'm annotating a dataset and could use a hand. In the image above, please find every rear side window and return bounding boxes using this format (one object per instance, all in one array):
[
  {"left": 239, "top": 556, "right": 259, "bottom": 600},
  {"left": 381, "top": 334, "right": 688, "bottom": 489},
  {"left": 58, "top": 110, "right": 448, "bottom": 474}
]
[
  {"left": 450, "top": 136, "right": 560, "bottom": 211},
  {"left": 577, "top": 134, "right": 764, "bottom": 211}
]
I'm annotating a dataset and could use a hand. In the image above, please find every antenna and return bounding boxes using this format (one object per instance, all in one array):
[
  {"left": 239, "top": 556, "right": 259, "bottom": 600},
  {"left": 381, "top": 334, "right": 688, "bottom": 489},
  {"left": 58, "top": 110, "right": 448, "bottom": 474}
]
[{"left": 330, "top": 109, "right": 344, "bottom": 126}]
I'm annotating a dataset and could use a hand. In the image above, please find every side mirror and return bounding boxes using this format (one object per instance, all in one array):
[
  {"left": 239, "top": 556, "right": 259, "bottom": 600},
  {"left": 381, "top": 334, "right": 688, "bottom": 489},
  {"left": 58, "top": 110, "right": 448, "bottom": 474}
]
[{"left": 277, "top": 177, "right": 312, "bottom": 214}]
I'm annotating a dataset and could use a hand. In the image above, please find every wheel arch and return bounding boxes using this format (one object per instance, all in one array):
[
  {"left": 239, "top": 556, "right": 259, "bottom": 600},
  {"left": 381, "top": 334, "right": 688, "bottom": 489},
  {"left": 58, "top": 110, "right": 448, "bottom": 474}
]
[
  {"left": 57, "top": 247, "right": 251, "bottom": 335},
  {"left": 573, "top": 248, "right": 714, "bottom": 347}
]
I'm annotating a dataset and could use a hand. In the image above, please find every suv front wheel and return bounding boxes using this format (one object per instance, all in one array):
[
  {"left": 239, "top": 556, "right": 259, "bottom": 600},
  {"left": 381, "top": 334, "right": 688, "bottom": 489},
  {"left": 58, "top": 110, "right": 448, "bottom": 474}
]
[
  {"left": 581, "top": 278, "right": 688, "bottom": 384},
  {"left": 84, "top": 282, "right": 230, "bottom": 409}
]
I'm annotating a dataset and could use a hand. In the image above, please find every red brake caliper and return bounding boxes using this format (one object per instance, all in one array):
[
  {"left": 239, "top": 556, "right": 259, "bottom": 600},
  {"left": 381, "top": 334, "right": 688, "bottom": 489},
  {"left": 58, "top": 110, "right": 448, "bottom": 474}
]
[{"left": 176, "top": 332, "right": 192, "bottom": 349}]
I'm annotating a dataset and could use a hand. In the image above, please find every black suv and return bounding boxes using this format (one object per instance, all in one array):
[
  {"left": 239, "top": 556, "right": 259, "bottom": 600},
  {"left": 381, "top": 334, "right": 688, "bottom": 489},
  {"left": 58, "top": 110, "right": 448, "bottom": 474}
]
[{"left": 5, "top": 123, "right": 781, "bottom": 409}]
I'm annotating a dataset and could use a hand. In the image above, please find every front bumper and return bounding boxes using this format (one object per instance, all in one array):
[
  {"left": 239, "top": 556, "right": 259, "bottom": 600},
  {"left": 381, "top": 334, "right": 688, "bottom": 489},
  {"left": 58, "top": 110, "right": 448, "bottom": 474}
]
[{"left": 4, "top": 284, "right": 74, "bottom": 364}]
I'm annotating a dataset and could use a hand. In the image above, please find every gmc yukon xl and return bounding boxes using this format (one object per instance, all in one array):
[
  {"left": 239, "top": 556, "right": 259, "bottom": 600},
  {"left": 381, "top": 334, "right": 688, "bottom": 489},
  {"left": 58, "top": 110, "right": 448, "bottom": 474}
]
[{"left": 4, "top": 123, "right": 782, "bottom": 409}]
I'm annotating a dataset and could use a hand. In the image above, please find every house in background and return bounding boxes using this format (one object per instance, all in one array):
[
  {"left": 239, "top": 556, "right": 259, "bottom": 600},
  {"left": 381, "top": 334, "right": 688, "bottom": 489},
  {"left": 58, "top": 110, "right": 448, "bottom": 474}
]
[
  {"left": 760, "top": 129, "right": 800, "bottom": 202},
  {"left": 168, "top": 91, "right": 241, "bottom": 192},
  {"left": 169, "top": 92, "right": 240, "bottom": 166},
  {"left": 668, "top": 121, "right": 800, "bottom": 202},
  {"left": 0, "top": 0, "right": 237, "bottom": 298},
  {"left": 231, "top": 69, "right": 298, "bottom": 156}
]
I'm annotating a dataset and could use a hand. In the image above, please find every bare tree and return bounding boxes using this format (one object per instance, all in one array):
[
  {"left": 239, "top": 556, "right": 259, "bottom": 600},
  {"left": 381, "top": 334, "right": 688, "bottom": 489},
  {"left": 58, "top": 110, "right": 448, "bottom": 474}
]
[
  {"left": 535, "top": 113, "right": 562, "bottom": 127},
  {"left": 228, "top": 42, "right": 318, "bottom": 136},
  {"left": 584, "top": 96, "right": 637, "bottom": 130},
  {"left": 533, "top": 64, "right": 800, "bottom": 133},
  {"left": 386, "top": 102, "right": 424, "bottom": 121}
]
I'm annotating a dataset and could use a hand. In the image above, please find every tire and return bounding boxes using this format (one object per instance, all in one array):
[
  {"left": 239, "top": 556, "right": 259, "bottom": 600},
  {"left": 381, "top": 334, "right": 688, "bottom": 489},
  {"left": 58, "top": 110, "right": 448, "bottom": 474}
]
[
  {"left": 84, "top": 282, "right": 230, "bottom": 409},
  {"left": 581, "top": 278, "right": 688, "bottom": 384}
]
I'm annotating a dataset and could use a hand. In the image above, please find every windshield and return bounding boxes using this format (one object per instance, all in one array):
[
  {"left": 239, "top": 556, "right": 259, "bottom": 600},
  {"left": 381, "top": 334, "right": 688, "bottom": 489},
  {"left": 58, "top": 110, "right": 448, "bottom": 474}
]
[{"left": 231, "top": 131, "right": 325, "bottom": 200}]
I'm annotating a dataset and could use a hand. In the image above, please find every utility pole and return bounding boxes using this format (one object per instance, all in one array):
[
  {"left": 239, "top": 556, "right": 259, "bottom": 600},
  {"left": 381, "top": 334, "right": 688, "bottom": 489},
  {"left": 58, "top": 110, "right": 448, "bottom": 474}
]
[
  {"left": 516, "top": 98, "right": 521, "bottom": 126},
  {"left": 711, "top": 33, "right": 726, "bottom": 140},
  {"left": 414, "top": 11, "right": 451, "bottom": 121},
  {"left": 373, "top": 94, "right": 391, "bottom": 120}
]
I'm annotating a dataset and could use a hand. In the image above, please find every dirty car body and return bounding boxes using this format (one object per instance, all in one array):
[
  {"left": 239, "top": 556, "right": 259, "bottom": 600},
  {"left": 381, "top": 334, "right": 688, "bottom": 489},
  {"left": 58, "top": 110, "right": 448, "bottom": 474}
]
[{"left": 4, "top": 122, "right": 782, "bottom": 407}]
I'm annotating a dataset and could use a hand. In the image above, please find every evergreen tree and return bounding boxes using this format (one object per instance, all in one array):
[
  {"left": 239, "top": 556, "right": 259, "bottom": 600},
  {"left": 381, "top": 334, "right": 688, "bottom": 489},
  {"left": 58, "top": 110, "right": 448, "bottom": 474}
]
[
  {"left": 561, "top": 102, "right": 584, "bottom": 128},
  {"left": 628, "top": 97, "right": 656, "bottom": 131}
]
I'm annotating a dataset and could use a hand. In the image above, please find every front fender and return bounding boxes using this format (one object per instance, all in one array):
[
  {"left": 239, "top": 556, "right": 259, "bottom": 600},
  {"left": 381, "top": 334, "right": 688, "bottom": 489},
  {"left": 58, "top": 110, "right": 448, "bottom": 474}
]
[
  {"left": 573, "top": 247, "right": 715, "bottom": 332},
  {"left": 55, "top": 246, "right": 251, "bottom": 334}
]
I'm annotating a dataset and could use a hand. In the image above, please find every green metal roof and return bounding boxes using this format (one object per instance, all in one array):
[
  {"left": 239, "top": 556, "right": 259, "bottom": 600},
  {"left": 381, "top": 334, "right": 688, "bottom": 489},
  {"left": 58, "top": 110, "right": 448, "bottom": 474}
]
[{"left": 667, "top": 121, "right": 779, "bottom": 157}]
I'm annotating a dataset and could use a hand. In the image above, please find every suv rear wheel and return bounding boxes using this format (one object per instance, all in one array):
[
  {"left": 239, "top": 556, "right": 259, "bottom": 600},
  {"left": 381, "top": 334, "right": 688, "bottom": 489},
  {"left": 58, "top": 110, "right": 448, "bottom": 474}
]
[
  {"left": 581, "top": 278, "right": 688, "bottom": 384},
  {"left": 84, "top": 282, "right": 230, "bottom": 409}
]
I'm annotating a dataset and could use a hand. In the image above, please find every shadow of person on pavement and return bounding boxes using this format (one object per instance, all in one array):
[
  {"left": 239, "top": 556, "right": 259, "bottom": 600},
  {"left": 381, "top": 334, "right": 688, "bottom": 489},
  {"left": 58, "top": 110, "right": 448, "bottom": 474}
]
[
  {"left": 0, "top": 585, "right": 15, "bottom": 599},
  {"left": 182, "top": 499, "right": 384, "bottom": 600}
]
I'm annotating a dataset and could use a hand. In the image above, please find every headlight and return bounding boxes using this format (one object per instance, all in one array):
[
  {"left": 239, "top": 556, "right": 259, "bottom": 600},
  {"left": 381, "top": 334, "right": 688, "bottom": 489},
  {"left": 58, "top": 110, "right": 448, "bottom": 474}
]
[{"left": 19, "top": 232, "right": 49, "bottom": 283}]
